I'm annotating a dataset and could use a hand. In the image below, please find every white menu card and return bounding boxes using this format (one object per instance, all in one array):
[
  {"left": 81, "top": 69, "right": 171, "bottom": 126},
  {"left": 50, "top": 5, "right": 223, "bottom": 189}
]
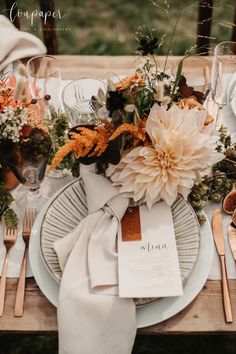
[{"left": 118, "top": 202, "right": 183, "bottom": 298}]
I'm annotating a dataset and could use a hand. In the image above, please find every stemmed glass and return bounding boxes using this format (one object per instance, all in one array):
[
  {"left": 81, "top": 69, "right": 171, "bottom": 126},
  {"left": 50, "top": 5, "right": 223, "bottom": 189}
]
[
  {"left": 21, "top": 159, "right": 48, "bottom": 194},
  {"left": 27, "top": 55, "right": 67, "bottom": 179},
  {"left": 211, "top": 41, "right": 236, "bottom": 128},
  {"left": 7, "top": 155, "right": 49, "bottom": 211},
  {"left": 21, "top": 159, "right": 48, "bottom": 208},
  {"left": 27, "top": 55, "right": 62, "bottom": 109},
  {"left": 180, "top": 55, "right": 212, "bottom": 103}
]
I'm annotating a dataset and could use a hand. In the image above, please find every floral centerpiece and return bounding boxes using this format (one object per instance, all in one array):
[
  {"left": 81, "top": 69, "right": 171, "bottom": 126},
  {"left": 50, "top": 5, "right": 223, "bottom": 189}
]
[
  {"left": 49, "top": 31, "right": 229, "bottom": 218},
  {"left": 0, "top": 66, "right": 52, "bottom": 227}
]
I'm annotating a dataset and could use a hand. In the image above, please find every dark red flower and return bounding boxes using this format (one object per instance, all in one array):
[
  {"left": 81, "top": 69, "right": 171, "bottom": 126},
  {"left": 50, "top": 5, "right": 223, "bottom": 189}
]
[
  {"left": 179, "top": 84, "right": 194, "bottom": 98},
  {"left": 106, "top": 90, "right": 127, "bottom": 116},
  {"left": 137, "top": 38, "right": 158, "bottom": 56},
  {"left": 20, "top": 125, "right": 32, "bottom": 138},
  {"left": 178, "top": 75, "right": 205, "bottom": 103}
]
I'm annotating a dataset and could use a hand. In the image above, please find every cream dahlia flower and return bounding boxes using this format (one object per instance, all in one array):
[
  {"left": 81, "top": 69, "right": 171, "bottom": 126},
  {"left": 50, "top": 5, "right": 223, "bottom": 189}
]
[{"left": 106, "top": 104, "right": 224, "bottom": 208}]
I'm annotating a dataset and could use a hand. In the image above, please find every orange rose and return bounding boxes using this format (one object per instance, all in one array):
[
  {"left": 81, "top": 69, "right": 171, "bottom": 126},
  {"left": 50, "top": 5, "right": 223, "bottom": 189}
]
[
  {"left": 177, "top": 96, "right": 214, "bottom": 126},
  {"left": 115, "top": 72, "right": 144, "bottom": 91}
]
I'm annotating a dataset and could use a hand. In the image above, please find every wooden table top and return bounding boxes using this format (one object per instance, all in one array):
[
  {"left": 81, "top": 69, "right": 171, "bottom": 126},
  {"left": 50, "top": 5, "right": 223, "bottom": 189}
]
[{"left": 1, "top": 55, "right": 236, "bottom": 334}]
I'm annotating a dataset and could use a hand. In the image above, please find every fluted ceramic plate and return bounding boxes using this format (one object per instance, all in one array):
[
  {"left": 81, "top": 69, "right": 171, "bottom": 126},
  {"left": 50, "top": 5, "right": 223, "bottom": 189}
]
[
  {"left": 29, "top": 193, "right": 213, "bottom": 327},
  {"left": 40, "top": 178, "right": 200, "bottom": 295}
]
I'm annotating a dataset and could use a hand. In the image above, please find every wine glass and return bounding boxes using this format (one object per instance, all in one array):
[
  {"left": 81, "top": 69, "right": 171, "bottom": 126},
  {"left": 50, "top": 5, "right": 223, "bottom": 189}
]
[
  {"left": 27, "top": 55, "right": 62, "bottom": 109},
  {"left": 211, "top": 41, "right": 236, "bottom": 128}
]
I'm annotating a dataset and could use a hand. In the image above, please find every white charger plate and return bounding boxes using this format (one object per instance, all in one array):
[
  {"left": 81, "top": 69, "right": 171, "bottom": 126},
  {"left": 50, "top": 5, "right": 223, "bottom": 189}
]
[{"left": 29, "top": 181, "right": 214, "bottom": 328}]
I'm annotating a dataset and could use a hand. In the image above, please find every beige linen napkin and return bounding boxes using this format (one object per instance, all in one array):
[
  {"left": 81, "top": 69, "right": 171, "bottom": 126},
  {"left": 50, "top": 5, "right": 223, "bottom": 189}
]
[
  {"left": 0, "top": 15, "right": 46, "bottom": 71},
  {"left": 54, "top": 165, "right": 136, "bottom": 354}
]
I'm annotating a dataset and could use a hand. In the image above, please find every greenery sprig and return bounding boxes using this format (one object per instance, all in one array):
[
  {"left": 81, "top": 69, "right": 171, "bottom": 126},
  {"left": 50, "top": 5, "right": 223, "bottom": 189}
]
[
  {"left": 0, "top": 183, "right": 18, "bottom": 228},
  {"left": 47, "top": 107, "right": 74, "bottom": 171},
  {"left": 188, "top": 126, "right": 236, "bottom": 224}
]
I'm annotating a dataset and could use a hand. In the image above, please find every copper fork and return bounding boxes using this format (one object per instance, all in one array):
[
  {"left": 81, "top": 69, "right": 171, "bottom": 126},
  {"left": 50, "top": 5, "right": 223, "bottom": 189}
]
[
  {"left": 0, "top": 225, "right": 17, "bottom": 316},
  {"left": 14, "top": 208, "right": 37, "bottom": 317}
]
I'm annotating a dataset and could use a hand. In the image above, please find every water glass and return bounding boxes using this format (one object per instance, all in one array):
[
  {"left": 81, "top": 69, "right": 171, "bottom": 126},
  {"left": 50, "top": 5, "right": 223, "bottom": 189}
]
[{"left": 62, "top": 78, "right": 108, "bottom": 126}]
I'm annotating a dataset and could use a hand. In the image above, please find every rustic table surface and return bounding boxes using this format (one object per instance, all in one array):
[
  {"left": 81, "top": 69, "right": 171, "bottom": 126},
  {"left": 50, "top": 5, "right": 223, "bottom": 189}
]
[{"left": 1, "top": 55, "right": 236, "bottom": 334}]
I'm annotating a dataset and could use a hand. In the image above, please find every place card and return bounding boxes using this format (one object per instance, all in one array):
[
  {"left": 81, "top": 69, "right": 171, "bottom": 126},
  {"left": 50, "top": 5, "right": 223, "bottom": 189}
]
[{"left": 118, "top": 202, "right": 183, "bottom": 298}]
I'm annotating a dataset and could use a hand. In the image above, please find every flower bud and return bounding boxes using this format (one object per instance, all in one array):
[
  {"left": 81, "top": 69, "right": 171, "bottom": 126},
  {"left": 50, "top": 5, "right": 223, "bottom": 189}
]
[
  {"left": 107, "top": 79, "right": 116, "bottom": 92},
  {"left": 162, "top": 95, "right": 171, "bottom": 105},
  {"left": 154, "top": 82, "right": 164, "bottom": 101},
  {"left": 13, "top": 78, "right": 26, "bottom": 102},
  {"left": 44, "top": 94, "right": 51, "bottom": 101},
  {"left": 17, "top": 64, "right": 28, "bottom": 77},
  {"left": 97, "top": 88, "right": 106, "bottom": 101},
  {"left": 124, "top": 104, "right": 135, "bottom": 113}
]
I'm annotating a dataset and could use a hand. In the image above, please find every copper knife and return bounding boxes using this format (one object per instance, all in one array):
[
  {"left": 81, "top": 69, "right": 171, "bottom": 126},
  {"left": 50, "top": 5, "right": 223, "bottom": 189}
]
[
  {"left": 212, "top": 209, "right": 233, "bottom": 323},
  {"left": 228, "top": 222, "right": 236, "bottom": 261}
]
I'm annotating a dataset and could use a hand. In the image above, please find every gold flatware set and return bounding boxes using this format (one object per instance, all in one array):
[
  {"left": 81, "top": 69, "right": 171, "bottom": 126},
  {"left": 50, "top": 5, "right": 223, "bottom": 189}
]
[
  {"left": 212, "top": 209, "right": 233, "bottom": 323},
  {"left": 212, "top": 208, "right": 236, "bottom": 324},
  {"left": 0, "top": 208, "right": 37, "bottom": 317}
]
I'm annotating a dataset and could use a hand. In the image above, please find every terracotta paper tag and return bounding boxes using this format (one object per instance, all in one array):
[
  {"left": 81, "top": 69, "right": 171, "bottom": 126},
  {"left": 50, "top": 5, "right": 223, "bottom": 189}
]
[{"left": 121, "top": 206, "right": 141, "bottom": 241}]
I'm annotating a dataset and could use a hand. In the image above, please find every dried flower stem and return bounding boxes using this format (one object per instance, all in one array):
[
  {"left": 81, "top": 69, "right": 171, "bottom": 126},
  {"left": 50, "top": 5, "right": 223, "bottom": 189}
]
[{"left": 13, "top": 78, "right": 26, "bottom": 102}]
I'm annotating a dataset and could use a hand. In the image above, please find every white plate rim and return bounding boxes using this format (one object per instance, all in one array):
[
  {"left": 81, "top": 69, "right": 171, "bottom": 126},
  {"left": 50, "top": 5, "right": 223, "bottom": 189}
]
[{"left": 29, "top": 181, "right": 214, "bottom": 329}]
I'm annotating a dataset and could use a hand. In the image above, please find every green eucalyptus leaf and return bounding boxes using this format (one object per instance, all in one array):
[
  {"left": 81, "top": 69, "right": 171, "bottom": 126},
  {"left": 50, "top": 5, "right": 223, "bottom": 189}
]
[{"left": 3, "top": 208, "right": 18, "bottom": 229}]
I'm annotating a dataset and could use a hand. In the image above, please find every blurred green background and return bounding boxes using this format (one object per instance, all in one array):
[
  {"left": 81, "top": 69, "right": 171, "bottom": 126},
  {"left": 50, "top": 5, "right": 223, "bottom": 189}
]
[{"left": 0, "top": 0, "right": 235, "bottom": 55}]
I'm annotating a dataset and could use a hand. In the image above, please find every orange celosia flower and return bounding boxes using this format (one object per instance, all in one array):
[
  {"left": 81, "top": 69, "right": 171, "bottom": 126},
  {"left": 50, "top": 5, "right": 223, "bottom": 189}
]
[
  {"left": 50, "top": 139, "right": 76, "bottom": 170},
  {"left": 98, "top": 118, "right": 116, "bottom": 133},
  {"left": 50, "top": 118, "right": 147, "bottom": 170},
  {"left": 50, "top": 125, "right": 114, "bottom": 170},
  {"left": 88, "top": 125, "right": 112, "bottom": 157},
  {"left": 109, "top": 119, "right": 146, "bottom": 143}
]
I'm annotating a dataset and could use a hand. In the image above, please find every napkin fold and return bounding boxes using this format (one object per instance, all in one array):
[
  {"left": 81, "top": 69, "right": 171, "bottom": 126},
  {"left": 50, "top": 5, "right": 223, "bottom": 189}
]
[
  {"left": 54, "top": 165, "right": 136, "bottom": 354},
  {"left": 0, "top": 15, "right": 46, "bottom": 71}
]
